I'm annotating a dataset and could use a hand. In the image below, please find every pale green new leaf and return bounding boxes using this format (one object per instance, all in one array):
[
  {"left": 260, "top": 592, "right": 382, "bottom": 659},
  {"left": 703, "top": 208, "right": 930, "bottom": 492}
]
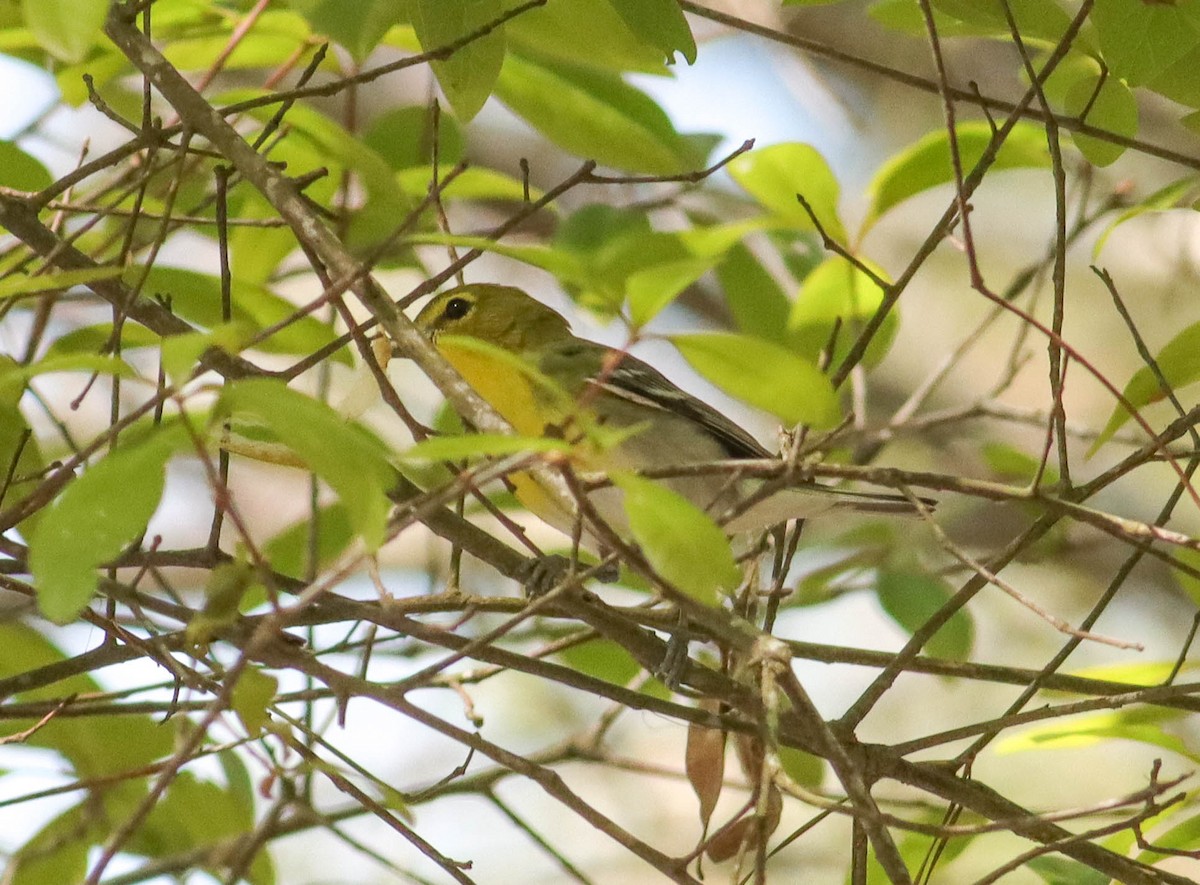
[
  {"left": 1090, "top": 321, "right": 1200, "bottom": 452},
  {"left": 21, "top": 0, "right": 109, "bottom": 62},
  {"left": 671, "top": 331, "right": 841, "bottom": 428},
  {"left": 626, "top": 257, "right": 716, "bottom": 327},
  {"left": 876, "top": 569, "right": 974, "bottom": 661},
  {"left": 412, "top": 0, "right": 506, "bottom": 121},
  {"left": 614, "top": 472, "right": 740, "bottom": 605},
  {"left": 30, "top": 424, "right": 185, "bottom": 624},
  {"left": 728, "top": 143, "right": 845, "bottom": 241},
  {"left": 1063, "top": 71, "right": 1137, "bottom": 167},
  {"left": 864, "top": 121, "right": 1050, "bottom": 230},
  {"left": 219, "top": 379, "right": 394, "bottom": 550},
  {"left": 399, "top": 433, "right": 571, "bottom": 462}
]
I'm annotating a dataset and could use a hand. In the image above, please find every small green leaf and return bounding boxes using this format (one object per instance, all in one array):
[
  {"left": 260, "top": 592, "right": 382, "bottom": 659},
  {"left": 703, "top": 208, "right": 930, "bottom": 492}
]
[
  {"left": 504, "top": 0, "right": 666, "bottom": 73},
  {"left": 219, "top": 379, "right": 394, "bottom": 550},
  {"left": 1063, "top": 72, "right": 1137, "bottom": 167},
  {"left": 997, "top": 707, "right": 1197, "bottom": 763},
  {"left": 614, "top": 472, "right": 740, "bottom": 604},
  {"left": 412, "top": 0, "right": 506, "bottom": 121},
  {"left": 0, "top": 266, "right": 125, "bottom": 301},
  {"left": 728, "top": 143, "right": 845, "bottom": 241},
  {"left": 560, "top": 638, "right": 642, "bottom": 686},
  {"left": 264, "top": 503, "right": 355, "bottom": 580},
  {"left": 21, "top": 0, "right": 109, "bottom": 62},
  {"left": 399, "top": 432, "right": 571, "bottom": 462},
  {"left": 1092, "top": 0, "right": 1200, "bottom": 87},
  {"left": 30, "top": 424, "right": 184, "bottom": 624},
  {"left": 0, "top": 353, "right": 138, "bottom": 403},
  {"left": 626, "top": 257, "right": 715, "bottom": 327},
  {"left": 1090, "top": 320, "right": 1200, "bottom": 453},
  {"left": 232, "top": 667, "right": 278, "bottom": 737},
  {"left": 1135, "top": 812, "right": 1200, "bottom": 865},
  {"left": 876, "top": 569, "right": 974, "bottom": 661},
  {"left": 186, "top": 560, "right": 258, "bottom": 647},
  {"left": 788, "top": 256, "right": 896, "bottom": 369},
  {"left": 671, "top": 331, "right": 841, "bottom": 428},
  {"left": 285, "top": 0, "right": 405, "bottom": 61},
  {"left": 46, "top": 322, "right": 162, "bottom": 357},
  {"left": 981, "top": 441, "right": 1058, "bottom": 486},
  {"left": 864, "top": 121, "right": 1049, "bottom": 230},
  {"left": 777, "top": 745, "right": 824, "bottom": 788},
  {"left": 364, "top": 106, "right": 464, "bottom": 168},
  {"left": 716, "top": 243, "right": 792, "bottom": 345},
  {"left": 1025, "top": 856, "right": 1109, "bottom": 885},
  {"left": 161, "top": 321, "right": 256, "bottom": 387},
  {"left": 495, "top": 52, "right": 698, "bottom": 174},
  {"left": 1093, "top": 176, "right": 1200, "bottom": 259},
  {"left": 1171, "top": 547, "right": 1200, "bottom": 608},
  {"left": 0, "top": 140, "right": 51, "bottom": 191},
  {"left": 607, "top": 0, "right": 696, "bottom": 64}
]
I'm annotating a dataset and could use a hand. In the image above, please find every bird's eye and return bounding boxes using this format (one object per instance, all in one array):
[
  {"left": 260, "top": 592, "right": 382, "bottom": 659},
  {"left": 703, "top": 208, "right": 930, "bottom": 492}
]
[{"left": 443, "top": 297, "right": 472, "bottom": 320}]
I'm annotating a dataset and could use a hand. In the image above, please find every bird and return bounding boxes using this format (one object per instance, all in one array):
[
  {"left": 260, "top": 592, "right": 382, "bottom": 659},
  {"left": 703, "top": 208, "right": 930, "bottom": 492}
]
[{"left": 412, "top": 283, "right": 926, "bottom": 547}]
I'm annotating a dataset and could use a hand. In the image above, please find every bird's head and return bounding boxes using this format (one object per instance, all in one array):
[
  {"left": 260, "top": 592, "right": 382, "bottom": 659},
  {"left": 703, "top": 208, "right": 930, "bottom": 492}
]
[{"left": 414, "top": 284, "right": 572, "bottom": 353}]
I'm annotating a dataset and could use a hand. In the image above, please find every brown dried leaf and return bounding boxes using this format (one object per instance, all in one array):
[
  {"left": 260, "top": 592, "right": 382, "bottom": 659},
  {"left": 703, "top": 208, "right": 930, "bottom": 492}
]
[
  {"left": 686, "top": 700, "right": 727, "bottom": 829},
  {"left": 705, "top": 785, "right": 784, "bottom": 864}
]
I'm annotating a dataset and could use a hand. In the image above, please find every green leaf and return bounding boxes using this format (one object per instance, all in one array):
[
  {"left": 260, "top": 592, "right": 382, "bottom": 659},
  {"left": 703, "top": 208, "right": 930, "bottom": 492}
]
[
  {"left": 788, "top": 256, "right": 896, "bottom": 369},
  {"left": 219, "top": 379, "right": 394, "bottom": 550},
  {"left": 0, "top": 266, "right": 125, "bottom": 301},
  {"left": 997, "top": 707, "right": 1198, "bottom": 763},
  {"left": 1091, "top": 320, "right": 1200, "bottom": 452},
  {"left": 232, "top": 667, "right": 278, "bottom": 736},
  {"left": 1171, "top": 547, "right": 1200, "bottom": 608},
  {"left": 864, "top": 121, "right": 1050, "bottom": 230},
  {"left": 1063, "top": 72, "right": 1137, "bottom": 167},
  {"left": 716, "top": 242, "right": 792, "bottom": 345},
  {"left": 263, "top": 503, "right": 355, "bottom": 580},
  {"left": 560, "top": 638, "right": 642, "bottom": 686},
  {"left": 613, "top": 471, "right": 740, "bottom": 604},
  {"left": 285, "top": 0, "right": 405, "bottom": 61},
  {"left": 412, "top": 0, "right": 506, "bottom": 121},
  {"left": 671, "top": 332, "right": 841, "bottom": 428},
  {"left": 364, "top": 106, "right": 465, "bottom": 168},
  {"left": 0, "top": 140, "right": 51, "bottom": 190},
  {"left": 626, "top": 257, "right": 716, "bottom": 327},
  {"left": 398, "top": 432, "right": 571, "bottom": 462},
  {"left": 407, "top": 233, "right": 586, "bottom": 283},
  {"left": 1092, "top": 0, "right": 1200, "bottom": 87},
  {"left": 728, "top": 143, "right": 845, "bottom": 241},
  {"left": 0, "top": 353, "right": 138, "bottom": 403},
  {"left": 1135, "top": 812, "right": 1200, "bottom": 865},
  {"left": 0, "top": 402, "right": 46, "bottom": 541},
  {"left": 981, "top": 441, "right": 1058, "bottom": 486},
  {"left": 1093, "top": 176, "right": 1200, "bottom": 259},
  {"left": 45, "top": 322, "right": 162, "bottom": 357},
  {"left": 161, "top": 321, "right": 257, "bottom": 386},
  {"left": 30, "top": 424, "right": 184, "bottom": 624},
  {"left": 876, "top": 569, "right": 974, "bottom": 661},
  {"left": 504, "top": 0, "right": 667, "bottom": 73},
  {"left": 20, "top": 0, "right": 109, "bottom": 62},
  {"left": 495, "top": 52, "right": 697, "bottom": 174},
  {"left": 931, "top": 0, "right": 1078, "bottom": 45},
  {"left": 395, "top": 165, "right": 535, "bottom": 202},
  {"left": 135, "top": 264, "right": 349, "bottom": 363},
  {"left": 607, "top": 0, "right": 697, "bottom": 64},
  {"left": 778, "top": 745, "right": 824, "bottom": 788},
  {"left": 163, "top": 11, "right": 317, "bottom": 74},
  {"left": 1025, "top": 856, "right": 1109, "bottom": 885}
]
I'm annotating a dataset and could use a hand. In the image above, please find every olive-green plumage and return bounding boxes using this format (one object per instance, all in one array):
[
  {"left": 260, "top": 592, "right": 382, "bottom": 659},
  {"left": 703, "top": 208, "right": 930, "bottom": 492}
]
[{"left": 414, "top": 283, "right": 918, "bottom": 541}]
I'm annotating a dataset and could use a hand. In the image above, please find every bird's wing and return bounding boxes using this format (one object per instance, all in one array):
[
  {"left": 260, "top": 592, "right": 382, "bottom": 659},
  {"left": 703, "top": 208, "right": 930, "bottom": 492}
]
[{"left": 539, "top": 340, "right": 770, "bottom": 459}]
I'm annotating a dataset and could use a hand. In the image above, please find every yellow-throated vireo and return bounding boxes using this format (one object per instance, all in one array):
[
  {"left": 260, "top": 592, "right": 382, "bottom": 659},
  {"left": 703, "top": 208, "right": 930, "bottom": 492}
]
[{"left": 413, "top": 284, "right": 922, "bottom": 544}]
